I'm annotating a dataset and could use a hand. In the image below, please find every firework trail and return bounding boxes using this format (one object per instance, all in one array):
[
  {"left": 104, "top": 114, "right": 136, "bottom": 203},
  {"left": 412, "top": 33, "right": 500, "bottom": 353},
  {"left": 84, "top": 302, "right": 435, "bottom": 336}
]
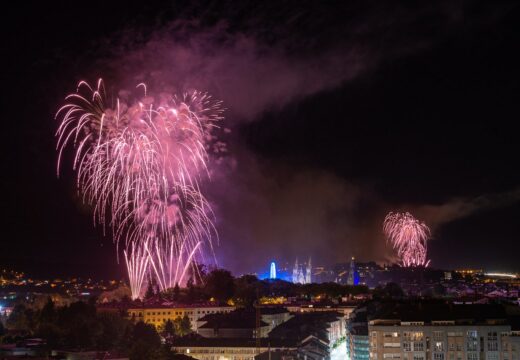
[
  {"left": 56, "top": 79, "right": 223, "bottom": 298},
  {"left": 383, "top": 212, "right": 431, "bottom": 267},
  {"left": 124, "top": 238, "right": 151, "bottom": 300}
]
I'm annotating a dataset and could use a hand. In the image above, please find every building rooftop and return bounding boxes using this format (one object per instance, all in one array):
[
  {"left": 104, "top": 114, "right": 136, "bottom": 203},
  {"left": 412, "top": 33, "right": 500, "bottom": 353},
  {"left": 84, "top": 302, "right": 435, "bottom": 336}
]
[
  {"left": 127, "top": 300, "right": 234, "bottom": 310},
  {"left": 198, "top": 311, "right": 270, "bottom": 329},
  {"left": 171, "top": 336, "right": 299, "bottom": 348},
  {"left": 268, "top": 311, "right": 342, "bottom": 343},
  {"left": 369, "top": 300, "right": 509, "bottom": 325},
  {"left": 259, "top": 307, "right": 291, "bottom": 315}
]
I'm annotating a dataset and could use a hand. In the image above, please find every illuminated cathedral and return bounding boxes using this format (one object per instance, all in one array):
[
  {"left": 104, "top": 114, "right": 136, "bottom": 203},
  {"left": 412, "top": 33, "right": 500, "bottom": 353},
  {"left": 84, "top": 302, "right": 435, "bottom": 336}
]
[{"left": 292, "top": 258, "right": 312, "bottom": 284}]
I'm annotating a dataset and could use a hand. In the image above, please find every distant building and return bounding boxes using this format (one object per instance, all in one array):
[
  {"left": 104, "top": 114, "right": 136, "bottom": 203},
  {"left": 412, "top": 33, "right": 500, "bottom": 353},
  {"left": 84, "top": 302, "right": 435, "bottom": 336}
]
[
  {"left": 196, "top": 308, "right": 292, "bottom": 338},
  {"left": 269, "top": 311, "right": 346, "bottom": 350},
  {"left": 254, "top": 336, "right": 329, "bottom": 360},
  {"left": 270, "top": 262, "right": 277, "bottom": 280},
  {"left": 347, "top": 311, "right": 370, "bottom": 360},
  {"left": 292, "top": 258, "right": 312, "bottom": 284},
  {"left": 335, "top": 261, "right": 381, "bottom": 286},
  {"left": 172, "top": 311, "right": 339, "bottom": 360},
  {"left": 347, "top": 257, "right": 360, "bottom": 286},
  {"left": 172, "top": 337, "right": 327, "bottom": 360},
  {"left": 127, "top": 301, "right": 235, "bottom": 331},
  {"left": 286, "top": 303, "right": 356, "bottom": 318}
]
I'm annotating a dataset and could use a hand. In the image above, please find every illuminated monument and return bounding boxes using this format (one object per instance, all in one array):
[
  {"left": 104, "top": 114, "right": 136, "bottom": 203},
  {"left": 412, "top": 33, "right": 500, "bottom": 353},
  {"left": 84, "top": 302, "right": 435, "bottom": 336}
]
[
  {"left": 292, "top": 258, "right": 312, "bottom": 284},
  {"left": 269, "top": 261, "right": 277, "bottom": 279},
  {"left": 347, "top": 257, "right": 360, "bottom": 285}
]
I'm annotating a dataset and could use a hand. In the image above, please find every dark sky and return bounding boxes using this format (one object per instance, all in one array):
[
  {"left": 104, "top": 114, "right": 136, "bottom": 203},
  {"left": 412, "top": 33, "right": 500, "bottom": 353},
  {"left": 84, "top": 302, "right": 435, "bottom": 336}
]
[{"left": 1, "top": 1, "right": 520, "bottom": 279}]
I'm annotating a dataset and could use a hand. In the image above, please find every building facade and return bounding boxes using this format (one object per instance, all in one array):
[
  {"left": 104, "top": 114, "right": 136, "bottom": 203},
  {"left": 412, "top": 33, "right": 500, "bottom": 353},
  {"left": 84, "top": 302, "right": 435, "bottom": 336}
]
[
  {"left": 368, "top": 320, "right": 518, "bottom": 360},
  {"left": 292, "top": 258, "right": 312, "bottom": 284},
  {"left": 347, "top": 305, "right": 370, "bottom": 360},
  {"left": 127, "top": 303, "right": 235, "bottom": 331},
  {"left": 172, "top": 338, "right": 299, "bottom": 360}
]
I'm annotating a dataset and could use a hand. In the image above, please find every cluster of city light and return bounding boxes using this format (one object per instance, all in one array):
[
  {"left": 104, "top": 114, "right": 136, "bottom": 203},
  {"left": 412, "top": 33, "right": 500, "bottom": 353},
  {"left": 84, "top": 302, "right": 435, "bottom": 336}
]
[
  {"left": 484, "top": 273, "right": 517, "bottom": 279},
  {"left": 383, "top": 212, "right": 431, "bottom": 267},
  {"left": 56, "top": 79, "right": 223, "bottom": 299}
]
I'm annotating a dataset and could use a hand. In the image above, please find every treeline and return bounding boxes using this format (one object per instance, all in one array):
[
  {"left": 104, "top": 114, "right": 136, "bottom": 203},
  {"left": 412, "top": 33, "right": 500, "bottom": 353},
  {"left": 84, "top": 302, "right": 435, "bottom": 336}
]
[
  {"left": 145, "top": 269, "right": 369, "bottom": 306},
  {"left": 2, "top": 299, "right": 175, "bottom": 360}
]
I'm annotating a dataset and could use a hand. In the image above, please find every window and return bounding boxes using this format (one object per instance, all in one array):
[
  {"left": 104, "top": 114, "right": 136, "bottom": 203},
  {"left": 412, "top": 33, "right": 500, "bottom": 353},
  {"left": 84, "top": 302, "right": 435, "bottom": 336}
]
[
  {"left": 404, "top": 332, "right": 424, "bottom": 341},
  {"left": 384, "top": 354, "right": 401, "bottom": 359},
  {"left": 385, "top": 332, "right": 399, "bottom": 338},
  {"left": 413, "top": 355, "right": 424, "bottom": 360},
  {"left": 433, "top": 332, "right": 444, "bottom": 341},
  {"left": 435, "top": 342, "right": 445, "bottom": 352},
  {"left": 467, "top": 343, "right": 478, "bottom": 351},
  {"left": 403, "top": 342, "right": 411, "bottom": 352},
  {"left": 487, "top": 332, "right": 498, "bottom": 351},
  {"left": 434, "top": 354, "right": 445, "bottom": 360},
  {"left": 488, "top": 342, "right": 498, "bottom": 351},
  {"left": 467, "top": 331, "right": 478, "bottom": 339},
  {"left": 449, "top": 354, "right": 455, "bottom": 360},
  {"left": 467, "top": 353, "right": 478, "bottom": 360},
  {"left": 413, "top": 342, "right": 424, "bottom": 351},
  {"left": 487, "top": 354, "right": 498, "bottom": 360}
]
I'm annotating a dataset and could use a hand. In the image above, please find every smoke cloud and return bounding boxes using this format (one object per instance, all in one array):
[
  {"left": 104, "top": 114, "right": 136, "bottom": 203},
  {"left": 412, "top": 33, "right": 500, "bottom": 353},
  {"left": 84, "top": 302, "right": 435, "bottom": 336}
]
[
  {"left": 413, "top": 188, "right": 520, "bottom": 230},
  {"left": 81, "top": 3, "right": 518, "bottom": 274}
]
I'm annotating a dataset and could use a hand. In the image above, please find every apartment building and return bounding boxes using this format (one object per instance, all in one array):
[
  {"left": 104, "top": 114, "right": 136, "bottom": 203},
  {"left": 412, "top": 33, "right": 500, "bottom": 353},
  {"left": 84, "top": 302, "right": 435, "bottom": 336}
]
[
  {"left": 367, "top": 302, "right": 519, "bottom": 360},
  {"left": 127, "top": 301, "right": 235, "bottom": 331}
]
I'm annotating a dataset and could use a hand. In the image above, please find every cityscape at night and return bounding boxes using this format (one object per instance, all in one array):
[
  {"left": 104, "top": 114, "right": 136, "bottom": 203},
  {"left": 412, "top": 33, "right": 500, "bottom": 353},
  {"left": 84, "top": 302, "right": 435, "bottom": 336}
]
[{"left": 1, "top": 1, "right": 520, "bottom": 360}]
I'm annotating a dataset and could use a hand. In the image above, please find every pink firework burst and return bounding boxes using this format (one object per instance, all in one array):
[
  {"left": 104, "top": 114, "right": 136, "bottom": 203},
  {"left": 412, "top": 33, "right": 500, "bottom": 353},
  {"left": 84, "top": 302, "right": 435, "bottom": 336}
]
[
  {"left": 56, "top": 79, "right": 223, "bottom": 298},
  {"left": 383, "top": 212, "right": 431, "bottom": 267}
]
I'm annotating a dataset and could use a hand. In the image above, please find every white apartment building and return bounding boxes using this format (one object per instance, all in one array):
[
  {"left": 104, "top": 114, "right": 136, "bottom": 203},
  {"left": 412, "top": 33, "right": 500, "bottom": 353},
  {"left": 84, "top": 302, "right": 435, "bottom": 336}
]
[{"left": 369, "top": 320, "right": 519, "bottom": 360}]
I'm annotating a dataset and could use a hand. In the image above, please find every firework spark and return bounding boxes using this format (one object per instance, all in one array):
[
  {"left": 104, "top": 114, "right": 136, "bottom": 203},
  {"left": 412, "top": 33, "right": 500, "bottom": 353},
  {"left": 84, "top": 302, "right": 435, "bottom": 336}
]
[
  {"left": 56, "top": 79, "right": 223, "bottom": 298},
  {"left": 383, "top": 212, "right": 431, "bottom": 267}
]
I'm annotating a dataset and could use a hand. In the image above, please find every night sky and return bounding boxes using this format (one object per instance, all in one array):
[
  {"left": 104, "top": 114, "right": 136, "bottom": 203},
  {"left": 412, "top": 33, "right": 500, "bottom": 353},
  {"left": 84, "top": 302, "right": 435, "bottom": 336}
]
[{"left": 2, "top": 1, "right": 520, "bottom": 279}]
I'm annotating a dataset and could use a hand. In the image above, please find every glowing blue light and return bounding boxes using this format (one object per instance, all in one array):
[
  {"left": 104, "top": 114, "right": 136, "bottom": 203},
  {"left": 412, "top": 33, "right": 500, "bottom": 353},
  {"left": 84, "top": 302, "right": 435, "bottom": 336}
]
[{"left": 270, "top": 262, "right": 277, "bottom": 279}]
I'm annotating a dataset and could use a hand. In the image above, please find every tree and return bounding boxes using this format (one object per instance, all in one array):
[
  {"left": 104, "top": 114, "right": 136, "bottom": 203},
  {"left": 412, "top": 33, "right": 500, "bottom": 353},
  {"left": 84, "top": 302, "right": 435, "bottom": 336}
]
[
  {"left": 129, "top": 321, "right": 161, "bottom": 360},
  {"left": 234, "top": 274, "right": 260, "bottom": 307},
  {"left": 204, "top": 269, "right": 235, "bottom": 303},
  {"left": 172, "top": 283, "right": 180, "bottom": 301},
  {"left": 432, "top": 284, "right": 447, "bottom": 297},
  {"left": 172, "top": 314, "right": 191, "bottom": 337},
  {"left": 373, "top": 282, "right": 405, "bottom": 299},
  {"left": 190, "top": 263, "right": 207, "bottom": 286},
  {"left": 39, "top": 298, "right": 56, "bottom": 324},
  {"left": 117, "top": 322, "right": 135, "bottom": 355},
  {"left": 6, "top": 304, "right": 35, "bottom": 333},
  {"left": 186, "top": 277, "right": 195, "bottom": 302},
  {"left": 164, "top": 319, "right": 175, "bottom": 338},
  {"left": 96, "top": 312, "right": 128, "bottom": 350},
  {"left": 145, "top": 282, "right": 156, "bottom": 300},
  {"left": 178, "top": 314, "right": 192, "bottom": 336},
  {"left": 58, "top": 301, "right": 101, "bottom": 349}
]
